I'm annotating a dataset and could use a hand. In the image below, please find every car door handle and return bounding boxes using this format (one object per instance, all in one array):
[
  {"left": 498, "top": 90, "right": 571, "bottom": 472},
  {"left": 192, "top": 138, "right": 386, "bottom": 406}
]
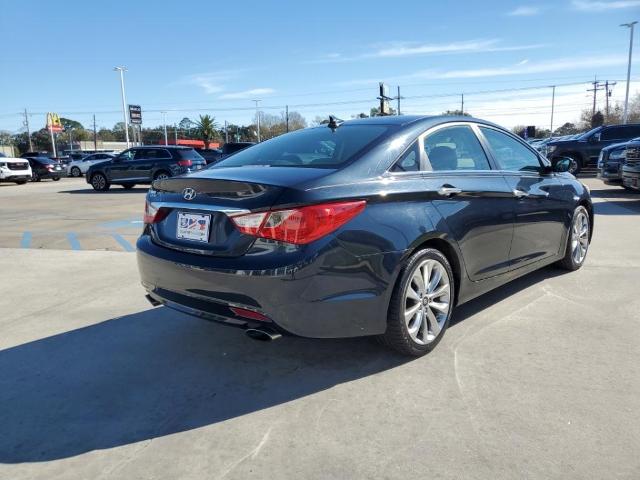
[
  {"left": 512, "top": 189, "right": 530, "bottom": 198},
  {"left": 437, "top": 186, "right": 462, "bottom": 197}
]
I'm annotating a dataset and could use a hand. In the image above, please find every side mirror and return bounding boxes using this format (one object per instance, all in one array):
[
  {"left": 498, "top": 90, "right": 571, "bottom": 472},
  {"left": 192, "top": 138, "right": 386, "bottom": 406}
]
[{"left": 553, "top": 157, "right": 572, "bottom": 173}]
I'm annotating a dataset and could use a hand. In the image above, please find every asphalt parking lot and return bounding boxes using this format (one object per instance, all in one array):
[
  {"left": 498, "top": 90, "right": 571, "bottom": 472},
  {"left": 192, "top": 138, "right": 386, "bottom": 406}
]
[{"left": 1, "top": 176, "right": 639, "bottom": 479}]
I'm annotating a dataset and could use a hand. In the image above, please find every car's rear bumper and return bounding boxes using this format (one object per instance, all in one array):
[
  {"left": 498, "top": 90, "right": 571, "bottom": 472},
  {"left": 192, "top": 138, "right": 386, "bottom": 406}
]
[{"left": 136, "top": 234, "right": 402, "bottom": 338}]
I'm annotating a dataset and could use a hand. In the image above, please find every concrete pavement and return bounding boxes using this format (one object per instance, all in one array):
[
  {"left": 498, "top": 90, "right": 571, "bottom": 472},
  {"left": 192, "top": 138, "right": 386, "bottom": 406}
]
[{"left": 0, "top": 178, "right": 639, "bottom": 479}]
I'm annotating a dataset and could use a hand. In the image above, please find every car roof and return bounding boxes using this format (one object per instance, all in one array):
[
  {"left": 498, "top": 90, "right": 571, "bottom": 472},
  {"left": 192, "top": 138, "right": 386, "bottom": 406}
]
[
  {"left": 337, "top": 114, "right": 500, "bottom": 130},
  {"left": 134, "top": 145, "right": 192, "bottom": 149}
]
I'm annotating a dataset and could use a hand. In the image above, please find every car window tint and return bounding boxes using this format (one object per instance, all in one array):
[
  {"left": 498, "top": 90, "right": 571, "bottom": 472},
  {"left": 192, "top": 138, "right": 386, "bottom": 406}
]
[
  {"left": 390, "top": 141, "right": 420, "bottom": 172},
  {"left": 423, "top": 125, "right": 490, "bottom": 171},
  {"left": 215, "top": 126, "right": 389, "bottom": 169},
  {"left": 480, "top": 127, "right": 541, "bottom": 172},
  {"left": 120, "top": 150, "right": 135, "bottom": 161},
  {"left": 601, "top": 127, "right": 622, "bottom": 141}
]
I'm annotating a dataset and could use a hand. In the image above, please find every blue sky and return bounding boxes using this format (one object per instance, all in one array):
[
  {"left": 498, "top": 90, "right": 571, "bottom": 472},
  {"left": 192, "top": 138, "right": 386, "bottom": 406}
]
[{"left": 0, "top": 0, "right": 638, "bottom": 133}]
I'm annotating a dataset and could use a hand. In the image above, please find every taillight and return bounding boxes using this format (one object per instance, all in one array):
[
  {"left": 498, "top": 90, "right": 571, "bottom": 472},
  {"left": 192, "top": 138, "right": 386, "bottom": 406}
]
[
  {"left": 230, "top": 200, "right": 366, "bottom": 245},
  {"left": 143, "top": 200, "right": 169, "bottom": 224},
  {"left": 177, "top": 159, "right": 192, "bottom": 167}
]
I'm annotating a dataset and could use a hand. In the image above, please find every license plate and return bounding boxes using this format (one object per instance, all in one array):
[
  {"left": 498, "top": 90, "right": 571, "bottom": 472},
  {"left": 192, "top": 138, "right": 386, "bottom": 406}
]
[{"left": 176, "top": 212, "right": 211, "bottom": 242}]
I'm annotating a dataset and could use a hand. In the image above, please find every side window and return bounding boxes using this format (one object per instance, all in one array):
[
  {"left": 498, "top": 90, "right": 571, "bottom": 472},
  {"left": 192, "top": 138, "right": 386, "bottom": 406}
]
[
  {"left": 601, "top": 127, "right": 621, "bottom": 141},
  {"left": 423, "top": 125, "right": 491, "bottom": 171},
  {"left": 120, "top": 149, "right": 135, "bottom": 161},
  {"left": 133, "top": 149, "right": 150, "bottom": 160},
  {"left": 480, "top": 127, "right": 541, "bottom": 173},
  {"left": 390, "top": 141, "right": 420, "bottom": 172},
  {"left": 158, "top": 149, "right": 172, "bottom": 159}
]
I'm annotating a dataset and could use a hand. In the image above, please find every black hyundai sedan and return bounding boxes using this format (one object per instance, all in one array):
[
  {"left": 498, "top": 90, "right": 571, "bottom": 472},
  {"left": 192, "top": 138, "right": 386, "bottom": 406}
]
[{"left": 137, "top": 115, "right": 592, "bottom": 356}]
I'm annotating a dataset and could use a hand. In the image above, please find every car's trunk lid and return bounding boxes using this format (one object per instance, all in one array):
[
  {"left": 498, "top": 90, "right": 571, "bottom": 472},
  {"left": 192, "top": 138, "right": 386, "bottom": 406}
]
[{"left": 148, "top": 167, "right": 334, "bottom": 256}]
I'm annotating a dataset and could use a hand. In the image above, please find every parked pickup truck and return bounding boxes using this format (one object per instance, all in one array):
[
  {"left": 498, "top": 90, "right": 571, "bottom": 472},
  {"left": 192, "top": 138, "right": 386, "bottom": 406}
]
[{"left": 547, "top": 124, "right": 640, "bottom": 174}]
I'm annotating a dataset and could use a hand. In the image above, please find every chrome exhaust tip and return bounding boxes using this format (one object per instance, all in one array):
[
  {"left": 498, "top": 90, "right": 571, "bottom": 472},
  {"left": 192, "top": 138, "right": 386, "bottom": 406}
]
[{"left": 245, "top": 328, "right": 282, "bottom": 342}]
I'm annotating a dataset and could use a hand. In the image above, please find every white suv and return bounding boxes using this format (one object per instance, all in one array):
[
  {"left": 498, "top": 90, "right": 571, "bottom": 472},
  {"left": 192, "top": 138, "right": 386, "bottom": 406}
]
[{"left": 0, "top": 155, "right": 32, "bottom": 185}]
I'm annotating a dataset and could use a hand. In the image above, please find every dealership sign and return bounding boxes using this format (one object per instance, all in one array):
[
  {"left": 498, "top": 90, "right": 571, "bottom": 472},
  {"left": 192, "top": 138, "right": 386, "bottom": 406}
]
[
  {"left": 128, "top": 104, "right": 142, "bottom": 125},
  {"left": 46, "top": 112, "right": 64, "bottom": 132}
]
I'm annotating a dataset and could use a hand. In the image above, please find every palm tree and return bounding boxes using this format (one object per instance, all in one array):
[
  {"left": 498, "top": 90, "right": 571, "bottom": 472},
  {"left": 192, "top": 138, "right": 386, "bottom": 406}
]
[{"left": 195, "top": 114, "right": 219, "bottom": 148}]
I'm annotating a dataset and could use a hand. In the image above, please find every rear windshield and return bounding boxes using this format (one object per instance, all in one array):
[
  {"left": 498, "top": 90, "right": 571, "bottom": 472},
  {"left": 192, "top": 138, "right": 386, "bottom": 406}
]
[
  {"left": 35, "top": 157, "right": 56, "bottom": 164},
  {"left": 177, "top": 149, "right": 205, "bottom": 162},
  {"left": 213, "top": 125, "right": 389, "bottom": 169}
]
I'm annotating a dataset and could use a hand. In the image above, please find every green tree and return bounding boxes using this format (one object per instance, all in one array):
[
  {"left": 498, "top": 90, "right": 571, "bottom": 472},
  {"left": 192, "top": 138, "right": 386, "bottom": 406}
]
[
  {"left": 554, "top": 122, "right": 579, "bottom": 136},
  {"left": 195, "top": 115, "right": 219, "bottom": 148}
]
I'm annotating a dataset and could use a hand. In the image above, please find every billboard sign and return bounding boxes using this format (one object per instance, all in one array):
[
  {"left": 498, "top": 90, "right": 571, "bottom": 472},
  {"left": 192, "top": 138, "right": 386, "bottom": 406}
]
[
  {"left": 128, "top": 104, "right": 142, "bottom": 125},
  {"left": 46, "top": 112, "right": 64, "bottom": 133}
]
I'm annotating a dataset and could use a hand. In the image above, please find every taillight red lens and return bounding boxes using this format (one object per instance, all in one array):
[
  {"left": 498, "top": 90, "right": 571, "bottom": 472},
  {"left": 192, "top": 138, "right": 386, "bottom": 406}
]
[
  {"left": 177, "top": 159, "right": 192, "bottom": 167},
  {"left": 230, "top": 307, "right": 271, "bottom": 322},
  {"left": 143, "top": 200, "right": 169, "bottom": 224},
  {"left": 230, "top": 200, "right": 366, "bottom": 245}
]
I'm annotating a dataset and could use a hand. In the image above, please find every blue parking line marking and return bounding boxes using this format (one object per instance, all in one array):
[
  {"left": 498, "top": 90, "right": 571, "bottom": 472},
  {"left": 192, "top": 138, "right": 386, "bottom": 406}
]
[
  {"left": 66, "top": 232, "right": 81, "bottom": 250},
  {"left": 21, "top": 232, "right": 32, "bottom": 249},
  {"left": 112, "top": 234, "right": 135, "bottom": 252}
]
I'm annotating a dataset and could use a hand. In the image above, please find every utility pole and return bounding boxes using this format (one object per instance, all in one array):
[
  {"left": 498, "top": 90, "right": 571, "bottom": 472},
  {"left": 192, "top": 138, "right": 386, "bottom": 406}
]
[
  {"left": 550, "top": 86, "right": 556, "bottom": 137},
  {"left": 253, "top": 99, "right": 261, "bottom": 142},
  {"left": 604, "top": 80, "right": 617, "bottom": 118},
  {"left": 93, "top": 114, "right": 97, "bottom": 151},
  {"left": 224, "top": 120, "right": 229, "bottom": 143},
  {"left": 587, "top": 79, "right": 605, "bottom": 117},
  {"left": 161, "top": 111, "right": 168, "bottom": 145},
  {"left": 285, "top": 105, "right": 289, "bottom": 132},
  {"left": 174, "top": 124, "right": 178, "bottom": 144},
  {"left": 621, "top": 21, "right": 637, "bottom": 124},
  {"left": 461, "top": 93, "right": 464, "bottom": 115},
  {"left": 113, "top": 66, "right": 130, "bottom": 148},
  {"left": 47, "top": 113, "right": 57, "bottom": 157},
  {"left": 23, "top": 109, "right": 33, "bottom": 151},
  {"left": 397, "top": 86, "right": 402, "bottom": 115}
]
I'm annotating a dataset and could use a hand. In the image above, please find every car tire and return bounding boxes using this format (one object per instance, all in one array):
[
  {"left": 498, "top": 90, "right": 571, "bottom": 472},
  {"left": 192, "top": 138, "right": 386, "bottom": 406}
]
[
  {"left": 153, "top": 171, "right": 170, "bottom": 181},
  {"left": 90, "top": 173, "right": 110, "bottom": 191},
  {"left": 557, "top": 206, "right": 590, "bottom": 271},
  {"left": 567, "top": 154, "right": 582, "bottom": 175},
  {"left": 31, "top": 172, "right": 41, "bottom": 182},
  {"left": 379, "top": 248, "right": 455, "bottom": 356},
  {"left": 15, "top": 180, "right": 27, "bottom": 185},
  {"left": 71, "top": 167, "right": 81, "bottom": 177},
  {"left": 122, "top": 183, "right": 136, "bottom": 190},
  {"left": 52, "top": 177, "right": 60, "bottom": 181}
]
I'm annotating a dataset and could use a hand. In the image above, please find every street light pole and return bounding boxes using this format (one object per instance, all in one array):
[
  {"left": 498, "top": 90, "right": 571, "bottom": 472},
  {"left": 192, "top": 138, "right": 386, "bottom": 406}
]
[
  {"left": 253, "top": 99, "right": 261, "bottom": 142},
  {"left": 162, "top": 111, "right": 168, "bottom": 145},
  {"left": 621, "top": 21, "right": 637, "bottom": 124},
  {"left": 113, "top": 66, "right": 130, "bottom": 148}
]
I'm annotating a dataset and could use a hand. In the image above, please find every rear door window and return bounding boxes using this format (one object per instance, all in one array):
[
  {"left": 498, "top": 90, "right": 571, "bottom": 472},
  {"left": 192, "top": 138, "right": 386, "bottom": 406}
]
[
  {"left": 422, "top": 125, "right": 491, "bottom": 171},
  {"left": 390, "top": 141, "right": 420, "bottom": 172}
]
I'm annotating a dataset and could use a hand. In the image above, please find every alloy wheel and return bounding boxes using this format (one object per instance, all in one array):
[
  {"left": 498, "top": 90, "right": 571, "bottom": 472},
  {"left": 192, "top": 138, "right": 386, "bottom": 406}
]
[
  {"left": 403, "top": 259, "right": 451, "bottom": 345},
  {"left": 155, "top": 173, "right": 169, "bottom": 181},
  {"left": 92, "top": 174, "right": 106, "bottom": 190},
  {"left": 571, "top": 210, "right": 589, "bottom": 264}
]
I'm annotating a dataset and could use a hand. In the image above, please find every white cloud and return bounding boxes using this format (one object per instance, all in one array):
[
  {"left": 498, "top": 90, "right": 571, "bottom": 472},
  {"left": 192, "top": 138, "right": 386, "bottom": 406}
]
[
  {"left": 307, "top": 39, "right": 546, "bottom": 64},
  {"left": 432, "top": 55, "right": 628, "bottom": 79},
  {"left": 371, "top": 39, "right": 499, "bottom": 58},
  {"left": 571, "top": 0, "right": 640, "bottom": 10},
  {"left": 339, "top": 54, "right": 628, "bottom": 86},
  {"left": 181, "top": 71, "right": 238, "bottom": 94},
  {"left": 507, "top": 6, "right": 542, "bottom": 16},
  {"left": 219, "top": 88, "right": 275, "bottom": 100}
]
